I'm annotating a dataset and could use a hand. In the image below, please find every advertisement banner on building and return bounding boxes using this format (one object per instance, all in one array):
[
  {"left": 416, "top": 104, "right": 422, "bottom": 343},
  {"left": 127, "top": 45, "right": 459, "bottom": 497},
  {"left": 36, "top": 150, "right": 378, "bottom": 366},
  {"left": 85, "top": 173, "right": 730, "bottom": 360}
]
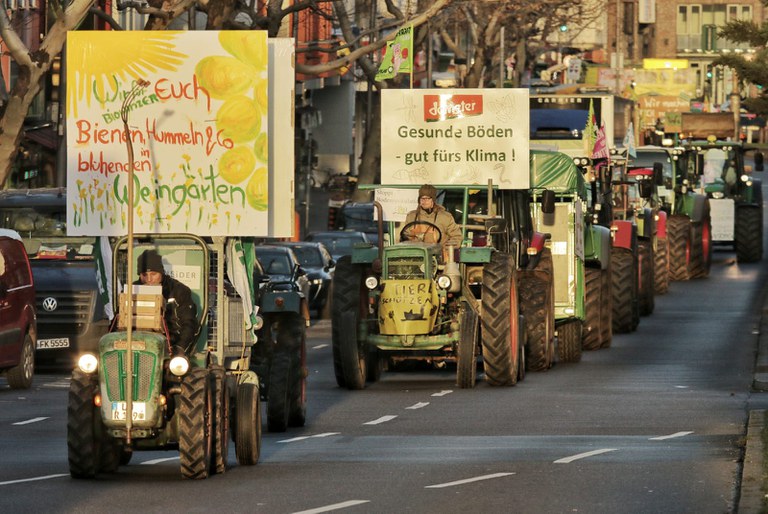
[
  {"left": 66, "top": 31, "right": 274, "bottom": 237},
  {"left": 380, "top": 89, "right": 530, "bottom": 190}
]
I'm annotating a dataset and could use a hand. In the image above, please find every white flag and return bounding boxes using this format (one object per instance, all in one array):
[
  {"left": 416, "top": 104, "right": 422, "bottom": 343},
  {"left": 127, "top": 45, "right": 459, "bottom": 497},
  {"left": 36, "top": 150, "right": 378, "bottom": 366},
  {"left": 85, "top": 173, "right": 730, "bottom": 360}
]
[{"left": 623, "top": 122, "right": 637, "bottom": 159}]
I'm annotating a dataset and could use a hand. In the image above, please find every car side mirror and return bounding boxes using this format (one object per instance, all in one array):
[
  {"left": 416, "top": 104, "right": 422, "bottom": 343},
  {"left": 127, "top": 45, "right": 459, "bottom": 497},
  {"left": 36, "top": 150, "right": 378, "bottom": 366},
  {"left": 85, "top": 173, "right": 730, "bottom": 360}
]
[
  {"left": 326, "top": 258, "right": 336, "bottom": 270},
  {"left": 639, "top": 179, "right": 654, "bottom": 199},
  {"left": 653, "top": 162, "right": 664, "bottom": 186},
  {"left": 755, "top": 151, "right": 764, "bottom": 172},
  {"left": 541, "top": 189, "right": 555, "bottom": 214}
]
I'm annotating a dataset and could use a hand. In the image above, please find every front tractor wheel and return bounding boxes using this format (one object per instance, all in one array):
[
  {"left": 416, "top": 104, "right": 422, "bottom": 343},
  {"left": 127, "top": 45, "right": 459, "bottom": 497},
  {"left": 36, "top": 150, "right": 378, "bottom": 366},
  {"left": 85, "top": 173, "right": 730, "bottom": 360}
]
[
  {"left": 332, "top": 256, "right": 367, "bottom": 390},
  {"left": 481, "top": 252, "right": 522, "bottom": 386},
  {"left": 178, "top": 368, "right": 214, "bottom": 480},
  {"left": 557, "top": 320, "right": 583, "bottom": 363},
  {"left": 67, "top": 370, "right": 103, "bottom": 479},
  {"left": 234, "top": 382, "right": 261, "bottom": 466},
  {"left": 519, "top": 249, "right": 555, "bottom": 371}
]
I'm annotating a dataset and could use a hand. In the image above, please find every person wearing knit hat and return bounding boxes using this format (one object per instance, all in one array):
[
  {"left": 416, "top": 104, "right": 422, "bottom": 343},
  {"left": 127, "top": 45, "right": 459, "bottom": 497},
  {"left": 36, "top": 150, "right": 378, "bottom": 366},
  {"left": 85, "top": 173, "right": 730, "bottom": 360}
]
[
  {"left": 403, "top": 184, "right": 462, "bottom": 247},
  {"left": 134, "top": 249, "right": 199, "bottom": 356}
]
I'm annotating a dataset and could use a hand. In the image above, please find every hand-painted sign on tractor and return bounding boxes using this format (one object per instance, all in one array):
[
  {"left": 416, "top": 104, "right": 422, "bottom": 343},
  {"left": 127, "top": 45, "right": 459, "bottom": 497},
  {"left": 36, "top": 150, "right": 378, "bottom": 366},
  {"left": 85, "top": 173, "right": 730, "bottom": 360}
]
[
  {"left": 380, "top": 89, "right": 530, "bottom": 189},
  {"left": 66, "top": 31, "right": 271, "bottom": 236}
]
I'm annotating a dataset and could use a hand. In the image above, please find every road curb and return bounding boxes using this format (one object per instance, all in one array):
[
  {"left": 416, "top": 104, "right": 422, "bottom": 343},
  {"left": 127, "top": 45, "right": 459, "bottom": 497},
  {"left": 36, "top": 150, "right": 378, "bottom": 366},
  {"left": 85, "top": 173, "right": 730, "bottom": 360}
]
[{"left": 741, "top": 410, "right": 765, "bottom": 513}]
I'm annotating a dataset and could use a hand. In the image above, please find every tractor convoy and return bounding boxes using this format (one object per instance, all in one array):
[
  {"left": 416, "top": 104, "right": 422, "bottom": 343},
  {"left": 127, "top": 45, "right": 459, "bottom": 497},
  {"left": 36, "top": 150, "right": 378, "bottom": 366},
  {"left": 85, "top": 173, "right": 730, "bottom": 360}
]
[{"left": 59, "top": 79, "right": 763, "bottom": 482}]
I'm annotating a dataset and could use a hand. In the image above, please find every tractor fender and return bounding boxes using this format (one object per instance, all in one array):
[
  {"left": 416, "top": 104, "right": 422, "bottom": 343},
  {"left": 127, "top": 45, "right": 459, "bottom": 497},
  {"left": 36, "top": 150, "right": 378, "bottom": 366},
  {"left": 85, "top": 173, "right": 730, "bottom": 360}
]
[
  {"left": 584, "top": 225, "right": 611, "bottom": 270},
  {"left": 747, "top": 178, "right": 763, "bottom": 206},
  {"left": 636, "top": 207, "right": 655, "bottom": 239},
  {"left": 656, "top": 210, "right": 668, "bottom": 239},
  {"left": 690, "top": 193, "right": 709, "bottom": 223},
  {"left": 260, "top": 291, "right": 304, "bottom": 314},
  {"left": 611, "top": 220, "right": 636, "bottom": 252},
  {"left": 531, "top": 230, "right": 550, "bottom": 253}
]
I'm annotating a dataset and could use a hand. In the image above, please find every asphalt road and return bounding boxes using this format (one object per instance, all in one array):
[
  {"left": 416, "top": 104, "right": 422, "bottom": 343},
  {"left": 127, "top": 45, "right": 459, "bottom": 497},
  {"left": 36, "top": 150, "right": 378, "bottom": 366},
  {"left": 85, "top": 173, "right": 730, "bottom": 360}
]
[{"left": 1, "top": 181, "right": 766, "bottom": 513}]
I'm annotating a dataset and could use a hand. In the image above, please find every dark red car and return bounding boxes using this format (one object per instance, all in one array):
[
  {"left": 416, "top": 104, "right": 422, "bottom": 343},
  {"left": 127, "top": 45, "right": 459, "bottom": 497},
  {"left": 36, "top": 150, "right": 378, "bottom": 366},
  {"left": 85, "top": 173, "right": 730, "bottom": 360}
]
[{"left": 0, "top": 229, "right": 36, "bottom": 389}]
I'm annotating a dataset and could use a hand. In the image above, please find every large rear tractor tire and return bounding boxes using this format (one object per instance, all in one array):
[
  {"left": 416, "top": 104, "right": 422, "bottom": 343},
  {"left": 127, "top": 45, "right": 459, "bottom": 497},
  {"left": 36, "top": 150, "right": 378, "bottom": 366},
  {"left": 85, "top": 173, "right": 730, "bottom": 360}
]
[
  {"left": 599, "top": 267, "right": 613, "bottom": 348},
  {"left": 67, "top": 370, "right": 103, "bottom": 479},
  {"left": 735, "top": 205, "right": 763, "bottom": 263},
  {"left": 179, "top": 368, "right": 214, "bottom": 480},
  {"left": 668, "top": 215, "right": 692, "bottom": 281},
  {"left": 234, "top": 382, "right": 261, "bottom": 466},
  {"left": 457, "top": 303, "right": 479, "bottom": 389},
  {"left": 267, "top": 352, "right": 291, "bottom": 432},
  {"left": 654, "top": 237, "right": 669, "bottom": 295},
  {"left": 210, "top": 366, "right": 229, "bottom": 474},
  {"left": 331, "top": 256, "right": 367, "bottom": 389},
  {"left": 611, "top": 247, "right": 637, "bottom": 334},
  {"left": 6, "top": 334, "right": 34, "bottom": 389},
  {"left": 582, "top": 267, "right": 603, "bottom": 351},
  {"left": 481, "top": 252, "right": 521, "bottom": 386},
  {"left": 557, "top": 320, "right": 582, "bottom": 363},
  {"left": 638, "top": 240, "right": 655, "bottom": 316},
  {"left": 519, "top": 249, "right": 555, "bottom": 371}
]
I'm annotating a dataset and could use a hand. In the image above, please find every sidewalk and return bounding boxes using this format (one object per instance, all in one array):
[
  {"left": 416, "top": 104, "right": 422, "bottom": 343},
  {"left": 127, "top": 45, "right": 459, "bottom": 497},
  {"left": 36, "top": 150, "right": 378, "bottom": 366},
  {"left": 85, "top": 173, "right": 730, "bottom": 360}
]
[{"left": 742, "top": 285, "right": 768, "bottom": 512}]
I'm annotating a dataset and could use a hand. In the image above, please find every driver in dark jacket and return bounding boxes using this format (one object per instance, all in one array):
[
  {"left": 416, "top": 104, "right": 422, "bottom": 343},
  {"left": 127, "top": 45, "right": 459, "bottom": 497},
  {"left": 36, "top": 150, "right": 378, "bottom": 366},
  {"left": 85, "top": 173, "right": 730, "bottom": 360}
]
[
  {"left": 404, "top": 184, "right": 462, "bottom": 247},
  {"left": 134, "top": 250, "right": 199, "bottom": 356}
]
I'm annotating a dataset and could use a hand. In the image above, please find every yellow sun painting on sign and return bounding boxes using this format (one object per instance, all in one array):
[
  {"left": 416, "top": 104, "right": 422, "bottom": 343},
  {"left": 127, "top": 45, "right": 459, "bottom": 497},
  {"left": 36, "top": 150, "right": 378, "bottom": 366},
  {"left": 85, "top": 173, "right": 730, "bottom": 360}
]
[{"left": 66, "top": 31, "right": 269, "bottom": 237}]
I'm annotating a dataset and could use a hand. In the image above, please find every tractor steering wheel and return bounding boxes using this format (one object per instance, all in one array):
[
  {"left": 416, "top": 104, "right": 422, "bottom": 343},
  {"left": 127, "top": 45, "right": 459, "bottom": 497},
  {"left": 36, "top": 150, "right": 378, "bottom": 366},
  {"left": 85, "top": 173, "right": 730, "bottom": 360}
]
[{"left": 400, "top": 220, "right": 443, "bottom": 244}]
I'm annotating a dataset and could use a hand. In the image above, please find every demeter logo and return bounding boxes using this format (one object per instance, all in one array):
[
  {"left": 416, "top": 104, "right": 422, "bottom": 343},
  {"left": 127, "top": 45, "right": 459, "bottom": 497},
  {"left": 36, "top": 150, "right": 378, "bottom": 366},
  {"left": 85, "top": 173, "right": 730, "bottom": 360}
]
[{"left": 424, "top": 94, "right": 483, "bottom": 122}]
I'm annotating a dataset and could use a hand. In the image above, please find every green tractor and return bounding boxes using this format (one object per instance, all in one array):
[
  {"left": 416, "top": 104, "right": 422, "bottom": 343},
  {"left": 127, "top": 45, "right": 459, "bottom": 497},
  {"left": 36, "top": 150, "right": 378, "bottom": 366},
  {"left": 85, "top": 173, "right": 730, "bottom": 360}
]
[
  {"left": 67, "top": 234, "right": 265, "bottom": 479},
  {"left": 634, "top": 145, "right": 712, "bottom": 280},
  {"left": 682, "top": 139, "right": 762, "bottom": 263},
  {"left": 332, "top": 182, "right": 556, "bottom": 390},
  {"left": 529, "top": 151, "right": 613, "bottom": 358}
]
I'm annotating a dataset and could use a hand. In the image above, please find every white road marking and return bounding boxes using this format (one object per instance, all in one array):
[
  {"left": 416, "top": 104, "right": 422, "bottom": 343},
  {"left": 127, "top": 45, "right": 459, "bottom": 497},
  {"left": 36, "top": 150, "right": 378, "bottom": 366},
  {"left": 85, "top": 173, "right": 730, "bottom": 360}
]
[
  {"left": 279, "top": 432, "right": 341, "bottom": 443},
  {"left": 12, "top": 417, "right": 49, "bottom": 425},
  {"left": 649, "top": 431, "right": 694, "bottom": 441},
  {"left": 363, "top": 415, "right": 397, "bottom": 425},
  {"left": 674, "top": 385, "right": 689, "bottom": 389},
  {"left": 431, "top": 390, "right": 453, "bottom": 397},
  {"left": 312, "top": 344, "right": 329, "bottom": 350},
  {"left": 0, "top": 474, "right": 68, "bottom": 486},
  {"left": 41, "top": 380, "right": 70, "bottom": 389},
  {"left": 554, "top": 448, "right": 617, "bottom": 464},
  {"left": 425, "top": 472, "right": 515, "bottom": 489},
  {"left": 406, "top": 402, "right": 429, "bottom": 410},
  {"left": 293, "top": 500, "right": 370, "bottom": 514},
  {"left": 140, "top": 457, "right": 180, "bottom": 465}
]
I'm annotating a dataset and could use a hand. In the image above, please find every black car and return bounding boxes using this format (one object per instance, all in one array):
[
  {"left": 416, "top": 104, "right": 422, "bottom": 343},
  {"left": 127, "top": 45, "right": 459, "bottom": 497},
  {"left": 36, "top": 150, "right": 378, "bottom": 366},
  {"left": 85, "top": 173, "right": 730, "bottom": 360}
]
[
  {"left": 274, "top": 241, "right": 335, "bottom": 314},
  {"left": 305, "top": 230, "right": 371, "bottom": 261},
  {"left": 335, "top": 202, "right": 379, "bottom": 244},
  {"left": 254, "top": 245, "right": 310, "bottom": 300}
]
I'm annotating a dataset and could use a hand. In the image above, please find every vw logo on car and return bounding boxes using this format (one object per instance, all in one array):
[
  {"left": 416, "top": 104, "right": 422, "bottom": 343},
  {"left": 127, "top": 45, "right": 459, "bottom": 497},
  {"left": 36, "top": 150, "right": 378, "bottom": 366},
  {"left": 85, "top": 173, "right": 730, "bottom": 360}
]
[{"left": 42, "top": 297, "right": 58, "bottom": 312}]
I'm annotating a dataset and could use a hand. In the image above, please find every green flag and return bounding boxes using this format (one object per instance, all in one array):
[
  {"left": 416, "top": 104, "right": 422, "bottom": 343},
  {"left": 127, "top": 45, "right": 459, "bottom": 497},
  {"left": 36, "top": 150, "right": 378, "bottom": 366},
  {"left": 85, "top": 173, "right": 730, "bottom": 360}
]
[
  {"left": 375, "top": 24, "right": 413, "bottom": 82},
  {"left": 583, "top": 99, "right": 597, "bottom": 157}
]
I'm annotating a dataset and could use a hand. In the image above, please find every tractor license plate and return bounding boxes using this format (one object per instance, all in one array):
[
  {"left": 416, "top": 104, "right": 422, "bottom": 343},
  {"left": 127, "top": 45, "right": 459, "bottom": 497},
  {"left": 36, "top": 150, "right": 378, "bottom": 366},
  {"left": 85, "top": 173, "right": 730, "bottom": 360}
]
[
  {"left": 111, "top": 402, "right": 147, "bottom": 421},
  {"left": 36, "top": 337, "right": 70, "bottom": 350}
]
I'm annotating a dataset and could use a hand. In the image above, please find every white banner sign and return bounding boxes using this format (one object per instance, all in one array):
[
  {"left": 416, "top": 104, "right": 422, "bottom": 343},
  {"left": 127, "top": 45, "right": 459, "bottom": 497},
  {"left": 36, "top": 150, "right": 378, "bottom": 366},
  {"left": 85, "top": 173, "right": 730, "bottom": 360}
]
[{"left": 381, "top": 89, "right": 530, "bottom": 189}]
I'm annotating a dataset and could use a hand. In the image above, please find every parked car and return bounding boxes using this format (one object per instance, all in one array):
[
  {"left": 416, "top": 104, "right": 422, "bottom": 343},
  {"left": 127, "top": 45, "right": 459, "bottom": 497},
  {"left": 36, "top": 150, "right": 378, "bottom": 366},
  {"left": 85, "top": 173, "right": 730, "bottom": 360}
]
[
  {"left": 305, "top": 230, "right": 372, "bottom": 261},
  {"left": 334, "top": 202, "right": 379, "bottom": 244},
  {"left": 254, "top": 244, "right": 310, "bottom": 301},
  {"left": 0, "top": 189, "right": 110, "bottom": 367},
  {"left": 273, "top": 241, "right": 335, "bottom": 315},
  {"left": 0, "top": 229, "right": 36, "bottom": 388}
]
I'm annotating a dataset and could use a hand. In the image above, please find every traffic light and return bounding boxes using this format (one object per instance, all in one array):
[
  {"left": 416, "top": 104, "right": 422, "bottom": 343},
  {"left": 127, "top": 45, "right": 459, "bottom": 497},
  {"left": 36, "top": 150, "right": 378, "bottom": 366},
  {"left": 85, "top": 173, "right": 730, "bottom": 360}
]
[
  {"left": 559, "top": 24, "right": 568, "bottom": 33},
  {"left": 705, "top": 65, "right": 713, "bottom": 82}
]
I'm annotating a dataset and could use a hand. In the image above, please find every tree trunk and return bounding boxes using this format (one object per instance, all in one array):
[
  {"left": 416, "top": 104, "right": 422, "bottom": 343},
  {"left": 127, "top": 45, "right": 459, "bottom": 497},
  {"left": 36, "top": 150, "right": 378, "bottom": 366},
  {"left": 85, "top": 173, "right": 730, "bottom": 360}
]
[{"left": 353, "top": 94, "right": 380, "bottom": 202}]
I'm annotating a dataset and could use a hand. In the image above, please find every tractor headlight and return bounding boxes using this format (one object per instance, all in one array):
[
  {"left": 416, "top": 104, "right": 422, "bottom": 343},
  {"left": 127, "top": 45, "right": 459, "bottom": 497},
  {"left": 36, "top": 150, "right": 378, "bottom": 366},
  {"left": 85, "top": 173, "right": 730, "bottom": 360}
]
[
  {"left": 711, "top": 192, "right": 725, "bottom": 199},
  {"left": 252, "top": 314, "right": 264, "bottom": 331},
  {"left": 77, "top": 353, "right": 98, "bottom": 374},
  {"left": 169, "top": 356, "right": 190, "bottom": 377},
  {"left": 741, "top": 174, "right": 750, "bottom": 182},
  {"left": 365, "top": 276, "right": 379, "bottom": 289},
  {"left": 437, "top": 275, "right": 452, "bottom": 290}
]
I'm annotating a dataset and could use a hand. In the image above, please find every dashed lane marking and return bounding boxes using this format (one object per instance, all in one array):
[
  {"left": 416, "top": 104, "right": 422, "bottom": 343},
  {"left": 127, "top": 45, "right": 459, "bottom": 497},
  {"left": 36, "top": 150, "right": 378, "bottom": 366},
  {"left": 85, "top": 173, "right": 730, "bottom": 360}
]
[
  {"left": 431, "top": 390, "right": 453, "bottom": 397},
  {"left": 312, "top": 344, "right": 329, "bottom": 350},
  {"left": 292, "top": 500, "right": 370, "bottom": 514},
  {"left": 406, "top": 402, "right": 429, "bottom": 410},
  {"left": 0, "top": 474, "right": 68, "bottom": 486},
  {"left": 279, "top": 432, "right": 341, "bottom": 443},
  {"left": 363, "top": 415, "right": 397, "bottom": 425},
  {"left": 425, "top": 472, "right": 515, "bottom": 489},
  {"left": 554, "top": 448, "right": 618, "bottom": 464},
  {"left": 649, "top": 431, "right": 694, "bottom": 441},
  {"left": 140, "top": 457, "right": 180, "bottom": 465},
  {"left": 12, "top": 417, "right": 49, "bottom": 425}
]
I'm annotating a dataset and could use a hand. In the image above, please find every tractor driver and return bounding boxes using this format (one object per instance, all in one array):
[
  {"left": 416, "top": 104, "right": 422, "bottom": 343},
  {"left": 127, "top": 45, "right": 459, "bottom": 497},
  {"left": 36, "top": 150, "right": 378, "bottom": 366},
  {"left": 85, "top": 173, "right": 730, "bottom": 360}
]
[
  {"left": 403, "top": 184, "right": 462, "bottom": 248},
  {"left": 135, "top": 250, "right": 199, "bottom": 357}
]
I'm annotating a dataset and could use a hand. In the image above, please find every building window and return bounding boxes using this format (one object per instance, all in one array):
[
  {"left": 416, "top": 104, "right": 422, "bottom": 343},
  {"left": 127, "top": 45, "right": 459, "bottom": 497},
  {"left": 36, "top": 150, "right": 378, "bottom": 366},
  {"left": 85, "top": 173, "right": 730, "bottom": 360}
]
[{"left": 677, "top": 4, "right": 701, "bottom": 50}]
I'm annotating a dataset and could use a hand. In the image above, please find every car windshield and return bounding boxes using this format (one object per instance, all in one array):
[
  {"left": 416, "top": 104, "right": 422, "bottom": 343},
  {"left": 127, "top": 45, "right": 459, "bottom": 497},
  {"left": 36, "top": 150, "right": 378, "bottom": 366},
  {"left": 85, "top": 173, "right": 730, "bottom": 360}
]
[
  {"left": 257, "top": 251, "right": 292, "bottom": 275},
  {"left": 289, "top": 246, "right": 322, "bottom": 267},
  {"left": 0, "top": 206, "right": 95, "bottom": 259}
]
